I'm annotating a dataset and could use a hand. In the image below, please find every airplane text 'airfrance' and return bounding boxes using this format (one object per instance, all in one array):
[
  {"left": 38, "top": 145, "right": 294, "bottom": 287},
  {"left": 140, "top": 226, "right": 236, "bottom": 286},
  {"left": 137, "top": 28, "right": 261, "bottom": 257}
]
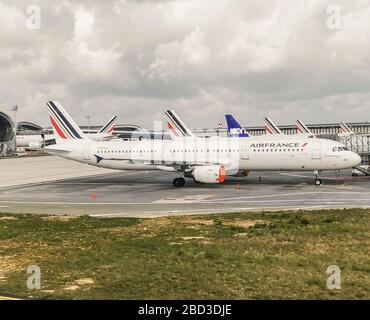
[{"left": 250, "top": 143, "right": 301, "bottom": 148}]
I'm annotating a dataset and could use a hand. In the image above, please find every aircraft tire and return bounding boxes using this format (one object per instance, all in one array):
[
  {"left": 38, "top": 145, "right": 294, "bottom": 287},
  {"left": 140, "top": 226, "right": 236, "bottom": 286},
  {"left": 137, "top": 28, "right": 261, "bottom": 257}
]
[{"left": 173, "top": 177, "right": 186, "bottom": 188}]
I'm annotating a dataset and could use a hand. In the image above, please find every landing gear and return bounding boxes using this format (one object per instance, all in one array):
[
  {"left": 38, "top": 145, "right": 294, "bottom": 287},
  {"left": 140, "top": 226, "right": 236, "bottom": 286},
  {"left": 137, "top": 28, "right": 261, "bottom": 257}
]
[
  {"left": 173, "top": 177, "right": 186, "bottom": 188},
  {"left": 313, "top": 170, "right": 322, "bottom": 186}
]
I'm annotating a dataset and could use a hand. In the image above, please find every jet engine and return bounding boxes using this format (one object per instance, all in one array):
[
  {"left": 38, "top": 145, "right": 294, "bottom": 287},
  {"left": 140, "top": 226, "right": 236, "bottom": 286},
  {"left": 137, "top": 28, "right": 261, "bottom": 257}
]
[
  {"left": 28, "top": 141, "right": 42, "bottom": 149},
  {"left": 190, "top": 165, "right": 225, "bottom": 184}
]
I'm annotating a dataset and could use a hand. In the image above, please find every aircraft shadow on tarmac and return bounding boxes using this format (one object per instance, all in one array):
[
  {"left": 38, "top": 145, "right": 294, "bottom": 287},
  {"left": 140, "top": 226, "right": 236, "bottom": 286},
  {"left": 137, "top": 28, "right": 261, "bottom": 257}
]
[{"left": 61, "top": 170, "right": 366, "bottom": 189}]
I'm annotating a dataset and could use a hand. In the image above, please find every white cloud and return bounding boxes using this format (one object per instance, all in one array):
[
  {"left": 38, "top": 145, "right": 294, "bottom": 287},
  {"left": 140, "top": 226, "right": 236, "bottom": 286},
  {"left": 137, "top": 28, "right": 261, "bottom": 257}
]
[{"left": 0, "top": 0, "right": 369, "bottom": 128}]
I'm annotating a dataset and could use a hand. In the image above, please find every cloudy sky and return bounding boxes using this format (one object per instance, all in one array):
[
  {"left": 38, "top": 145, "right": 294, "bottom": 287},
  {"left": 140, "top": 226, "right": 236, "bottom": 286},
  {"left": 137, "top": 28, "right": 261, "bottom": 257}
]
[{"left": 0, "top": 0, "right": 370, "bottom": 129}]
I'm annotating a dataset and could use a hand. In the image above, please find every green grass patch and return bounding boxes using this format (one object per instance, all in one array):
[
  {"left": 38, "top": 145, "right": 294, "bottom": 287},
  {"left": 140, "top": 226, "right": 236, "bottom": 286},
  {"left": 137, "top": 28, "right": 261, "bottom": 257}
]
[{"left": 0, "top": 208, "right": 369, "bottom": 299}]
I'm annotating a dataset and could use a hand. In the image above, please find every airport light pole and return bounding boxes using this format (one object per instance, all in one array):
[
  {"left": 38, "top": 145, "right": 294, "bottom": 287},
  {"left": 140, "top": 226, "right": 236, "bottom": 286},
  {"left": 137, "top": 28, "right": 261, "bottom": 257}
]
[{"left": 11, "top": 105, "right": 18, "bottom": 126}]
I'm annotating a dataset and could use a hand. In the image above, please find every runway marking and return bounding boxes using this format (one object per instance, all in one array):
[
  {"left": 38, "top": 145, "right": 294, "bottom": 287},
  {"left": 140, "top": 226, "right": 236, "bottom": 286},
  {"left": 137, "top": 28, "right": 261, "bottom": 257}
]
[
  {"left": 154, "top": 195, "right": 213, "bottom": 204},
  {"left": 201, "top": 191, "right": 370, "bottom": 202}
]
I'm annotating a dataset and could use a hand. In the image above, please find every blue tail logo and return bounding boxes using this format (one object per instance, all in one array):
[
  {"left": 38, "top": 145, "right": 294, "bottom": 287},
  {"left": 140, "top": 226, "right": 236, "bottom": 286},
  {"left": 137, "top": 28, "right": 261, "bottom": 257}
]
[{"left": 225, "top": 114, "right": 250, "bottom": 138}]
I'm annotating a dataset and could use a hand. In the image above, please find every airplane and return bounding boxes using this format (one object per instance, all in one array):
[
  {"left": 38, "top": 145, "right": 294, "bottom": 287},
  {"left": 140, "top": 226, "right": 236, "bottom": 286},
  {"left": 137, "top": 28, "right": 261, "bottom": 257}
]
[
  {"left": 16, "top": 115, "right": 118, "bottom": 149},
  {"left": 44, "top": 101, "right": 361, "bottom": 187}
]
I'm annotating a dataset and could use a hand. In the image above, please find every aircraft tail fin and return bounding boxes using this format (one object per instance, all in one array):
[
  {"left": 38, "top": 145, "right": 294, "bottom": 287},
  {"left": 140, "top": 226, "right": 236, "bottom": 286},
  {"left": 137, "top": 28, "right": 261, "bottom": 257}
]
[
  {"left": 264, "top": 117, "right": 283, "bottom": 135},
  {"left": 225, "top": 114, "right": 250, "bottom": 137},
  {"left": 296, "top": 120, "right": 312, "bottom": 134},
  {"left": 98, "top": 116, "right": 117, "bottom": 134},
  {"left": 339, "top": 122, "right": 355, "bottom": 135},
  {"left": 165, "top": 110, "right": 194, "bottom": 139},
  {"left": 46, "top": 101, "right": 87, "bottom": 144}
]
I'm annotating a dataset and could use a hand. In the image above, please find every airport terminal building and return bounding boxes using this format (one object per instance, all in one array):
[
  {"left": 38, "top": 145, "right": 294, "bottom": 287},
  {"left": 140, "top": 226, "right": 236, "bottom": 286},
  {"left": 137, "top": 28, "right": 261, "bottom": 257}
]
[{"left": 0, "top": 111, "right": 16, "bottom": 156}]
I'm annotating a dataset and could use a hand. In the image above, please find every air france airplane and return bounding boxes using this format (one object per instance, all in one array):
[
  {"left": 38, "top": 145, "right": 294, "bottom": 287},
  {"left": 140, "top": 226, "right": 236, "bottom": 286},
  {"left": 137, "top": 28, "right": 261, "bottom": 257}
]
[
  {"left": 339, "top": 122, "right": 355, "bottom": 136},
  {"left": 45, "top": 101, "right": 361, "bottom": 187},
  {"left": 296, "top": 120, "right": 313, "bottom": 135},
  {"left": 16, "top": 115, "right": 117, "bottom": 149},
  {"left": 264, "top": 117, "right": 283, "bottom": 135},
  {"left": 165, "top": 110, "right": 194, "bottom": 139}
]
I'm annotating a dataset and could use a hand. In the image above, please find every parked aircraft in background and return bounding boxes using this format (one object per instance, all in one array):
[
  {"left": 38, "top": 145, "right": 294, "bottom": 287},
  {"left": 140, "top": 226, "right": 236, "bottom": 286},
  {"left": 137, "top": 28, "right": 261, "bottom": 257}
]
[
  {"left": 16, "top": 115, "right": 118, "bottom": 149},
  {"left": 339, "top": 122, "right": 355, "bottom": 136},
  {"left": 264, "top": 117, "right": 283, "bottom": 135},
  {"left": 165, "top": 110, "right": 194, "bottom": 139},
  {"left": 225, "top": 114, "right": 251, "bottom": 138},
  {"left": 44, "top": 101, "right": 361, "bottom": 187},
  {"left": 296, "top": 120, "right": 313, "bottom": 135}
]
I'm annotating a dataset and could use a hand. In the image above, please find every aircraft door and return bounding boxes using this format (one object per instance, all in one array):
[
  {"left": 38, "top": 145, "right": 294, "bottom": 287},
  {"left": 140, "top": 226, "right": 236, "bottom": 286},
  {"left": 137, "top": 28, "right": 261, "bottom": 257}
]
[
  {"left": 241, "top": 146, "right": 249, "bottom": 160},
  {"left": 83, "top": 148, "right": 91, "bottom": 161},
  {"left": 311, "top": 141, "right": 321, "bottom": 159}
]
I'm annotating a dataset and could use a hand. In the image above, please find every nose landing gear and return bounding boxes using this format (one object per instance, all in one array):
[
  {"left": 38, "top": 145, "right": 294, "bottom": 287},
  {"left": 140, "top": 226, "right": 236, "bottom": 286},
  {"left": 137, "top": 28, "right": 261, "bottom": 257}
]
[
  {"left": 173, "top": 177, "right": 186, "bottom": 188},
  {"left": 314, "top": 170, "right": 322, "bottom": 186}
]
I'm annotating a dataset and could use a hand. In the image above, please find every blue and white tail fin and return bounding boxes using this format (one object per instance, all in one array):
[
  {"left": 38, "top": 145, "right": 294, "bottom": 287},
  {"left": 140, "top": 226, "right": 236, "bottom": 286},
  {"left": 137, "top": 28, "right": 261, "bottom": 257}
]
[
  {"left": 296, "top": 120, "right": 313, "bottom": 134},
  {"left": 225, "top": 114, "right": 250, "bottom": 138},
  {"left": 98, "top": 116, "right": 117, "bottom": 134},
  {"left": 165, "top": 110, "right": 194, "bottom": 139},
  {"left": 339, "top": 122, "right": 355, "bottom": 136},
  {"left": 264, "top": 117, "right": 283, "bottom": 135},
  {"left": 46, "top": 101, "right": 87, "bottom": 143}
]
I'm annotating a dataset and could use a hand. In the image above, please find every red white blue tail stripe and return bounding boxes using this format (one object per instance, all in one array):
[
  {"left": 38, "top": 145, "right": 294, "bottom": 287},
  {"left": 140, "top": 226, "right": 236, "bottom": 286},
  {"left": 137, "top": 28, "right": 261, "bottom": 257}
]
[
  {"left": 99, "top": 116, "right": 117, "bottom": 134},
  {"left": 264, "top": 117, "right": 283, "bottom": 135},
  {"left": 46, "top": 101, "right": 86, "bottom": 140}
]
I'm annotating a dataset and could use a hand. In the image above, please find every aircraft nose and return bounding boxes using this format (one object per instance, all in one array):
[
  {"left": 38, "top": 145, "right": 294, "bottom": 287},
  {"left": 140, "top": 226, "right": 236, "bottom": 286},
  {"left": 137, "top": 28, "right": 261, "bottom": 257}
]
[{"left": 350, "top": 152, "right": 361, "bottom": 167}]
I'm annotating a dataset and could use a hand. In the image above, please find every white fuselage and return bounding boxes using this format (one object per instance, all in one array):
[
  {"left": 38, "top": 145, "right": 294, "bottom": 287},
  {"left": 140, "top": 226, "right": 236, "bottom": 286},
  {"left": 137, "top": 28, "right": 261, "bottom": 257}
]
[
  {"left": 16, "top": 134, "right": 54, "bottom": 148},
  {"left": 16, "top": 132, "right": 113, "bottom": 149},
  {"left": 46, "top": 135, "right": 361, "bottom": 175}
]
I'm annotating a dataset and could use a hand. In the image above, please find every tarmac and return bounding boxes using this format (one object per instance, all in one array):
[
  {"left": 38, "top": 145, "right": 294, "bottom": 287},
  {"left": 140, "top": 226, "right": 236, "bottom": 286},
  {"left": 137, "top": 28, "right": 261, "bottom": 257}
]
[{"left": 0, "top": 156, "right": 369, "bottom": 218}]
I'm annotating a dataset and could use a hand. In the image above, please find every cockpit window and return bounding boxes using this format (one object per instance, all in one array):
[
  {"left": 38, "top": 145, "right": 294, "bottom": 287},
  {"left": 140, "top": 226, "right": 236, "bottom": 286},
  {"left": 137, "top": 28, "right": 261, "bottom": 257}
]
[{"left": 333, "top": 146, "right": 349, "bottom": 152}]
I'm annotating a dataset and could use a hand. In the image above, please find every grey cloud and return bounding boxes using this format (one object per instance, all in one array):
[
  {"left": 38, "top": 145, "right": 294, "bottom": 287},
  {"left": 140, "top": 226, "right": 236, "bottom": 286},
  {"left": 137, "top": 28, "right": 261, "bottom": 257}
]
[{"left": 0, "top": 0, "right": 369, "bottom": 129}]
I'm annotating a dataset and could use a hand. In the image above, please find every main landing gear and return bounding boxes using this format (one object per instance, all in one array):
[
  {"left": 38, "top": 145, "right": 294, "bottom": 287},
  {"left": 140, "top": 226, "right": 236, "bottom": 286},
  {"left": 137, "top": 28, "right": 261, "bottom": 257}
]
[
  {"left": 313, "top": 170, "right": 322, "bottom": 186},
  {"left": 173, "top": 177, "right": 186, "bottom": 188}
]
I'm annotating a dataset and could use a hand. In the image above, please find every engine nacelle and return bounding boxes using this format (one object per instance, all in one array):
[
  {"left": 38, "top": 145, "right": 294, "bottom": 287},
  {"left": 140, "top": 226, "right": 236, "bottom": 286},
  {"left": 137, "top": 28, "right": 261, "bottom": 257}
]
[
  {"left": 191, "top": 165, "right": 225, "bottom": 184},
  {"left": 28, "top": 141, "right": 42, "bottom": 149}
]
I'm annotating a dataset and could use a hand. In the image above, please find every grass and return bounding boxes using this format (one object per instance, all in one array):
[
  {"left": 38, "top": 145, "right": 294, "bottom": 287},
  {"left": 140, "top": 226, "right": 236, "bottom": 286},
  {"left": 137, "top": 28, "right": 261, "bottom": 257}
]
[{"left": 0, "top": 209, "right": 369, "bottom": 299}]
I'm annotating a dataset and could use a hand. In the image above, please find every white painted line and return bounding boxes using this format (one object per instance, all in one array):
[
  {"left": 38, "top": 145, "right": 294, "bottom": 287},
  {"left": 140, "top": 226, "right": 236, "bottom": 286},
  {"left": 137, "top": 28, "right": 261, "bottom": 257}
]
[{"left": 201, "top": 191, "right": 370, "bottom": 202}]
